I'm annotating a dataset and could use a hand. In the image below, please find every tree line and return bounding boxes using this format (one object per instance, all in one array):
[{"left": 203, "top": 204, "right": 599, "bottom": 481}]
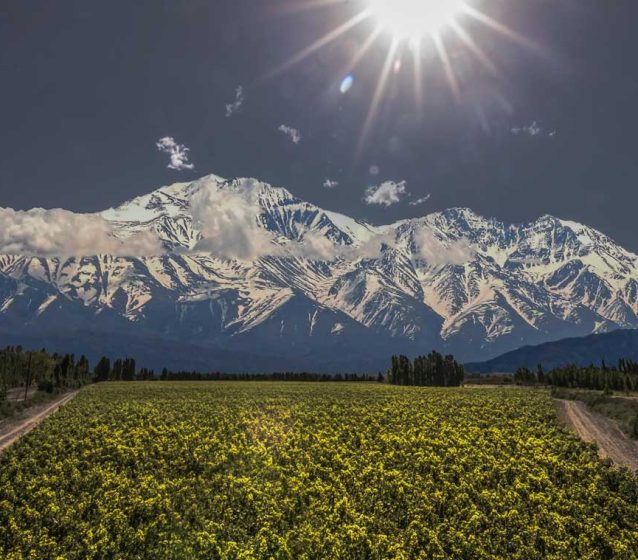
[
  {"left": 515, "top": 360, "right": 638, "bottom": 393},
  {"left": 387, "top": 352, "right": 464, "bottom": 387},
  {"left": 0, "top": 346, "right": 90, "bottom": 401},
  {"left": 0, "top": 348, "right": 146, "bottom": 402},
  {"left": 0, "top": 343, "right": 470, "bottom": 395},
  {"left": 0, "top": 346, "right": 386, "bottom": 400}
]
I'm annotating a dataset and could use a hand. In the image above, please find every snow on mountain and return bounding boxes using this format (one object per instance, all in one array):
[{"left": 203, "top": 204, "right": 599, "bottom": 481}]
[
  {"left": 100, "top": 175, "right": 378, "bottom": 254},
  {"left": 1, "top": 172, "right": 638, "bottom": 369}
]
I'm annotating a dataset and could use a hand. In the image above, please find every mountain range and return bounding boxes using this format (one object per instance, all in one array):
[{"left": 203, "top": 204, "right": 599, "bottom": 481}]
[
  {"left": 467, "top": 329, "right": 638, "bottom": 373},
  {"left": 1, "top": 173, "right": 637, "bottom": 372}
]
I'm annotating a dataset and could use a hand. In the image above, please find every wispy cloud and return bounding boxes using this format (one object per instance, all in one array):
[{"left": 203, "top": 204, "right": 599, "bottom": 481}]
[
  {"left": 225, "top": 85, "right": 245, "bottom": 117},
  {"left": 409, "top": 194, "right": 431, "bottom": 207},
  {"left": 278, "top": 124, "right": 302, "bottom": 144},
  {"left": 415, "top": 230, "right": 474, "bottom": 266},
  {"left": 156, "top": 137, "right": 194, "bottom": 171},
  {"left": 511, "top": 121, "right": 555, "bottom": 138},
  {"left": 364, "top": 181, "right": 408, "bottom": 207},
  {"left": 323, "top": 179, "right": 339, "bottom": 189}
]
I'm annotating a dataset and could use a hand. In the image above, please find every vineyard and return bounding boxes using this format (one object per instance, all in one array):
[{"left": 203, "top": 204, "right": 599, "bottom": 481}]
[{"left": 1, "top": 383, "right": 637, "bottom": 559}]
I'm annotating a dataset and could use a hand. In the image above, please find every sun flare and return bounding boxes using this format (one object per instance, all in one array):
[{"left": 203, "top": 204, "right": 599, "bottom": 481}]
[
  {"left": 269, "top": 0, "right": 535, "bottom": 157},
  {"left": 367, "top": 0, "right": 468, "bottom": 40}
]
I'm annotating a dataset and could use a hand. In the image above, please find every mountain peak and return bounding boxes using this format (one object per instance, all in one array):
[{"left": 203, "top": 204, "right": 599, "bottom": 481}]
[
  {"left": 534, "top": 214, "right": 564, "bottom": 227},
  {"left": 99, "top": 174, "right": 295, "bottom": 226}
]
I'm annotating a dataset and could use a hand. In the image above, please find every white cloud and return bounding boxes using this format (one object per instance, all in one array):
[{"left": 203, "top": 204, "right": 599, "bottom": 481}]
[
  {"left": 287, "top": 231, "right": 345, "bottom": 260},
  {"left": 189, "top": 180, "right": 347, "bottom": 261},
  {"left": 225, "top": 86, "right": 245, "bottom": 117},
  {"left": 409, "top": 194, "right": 431, "bottom": 207},
  {"left": 156, "top": 137, "right": 194, "bottom": 171},
  {"left": 323, "top": 179, "right": 339, "bottom": 189},
  {"left": 364, "top": 181, "right": 408, "bottom": 207},
  {"left": 190, "top": 180, "right": 285, "bottom": 260},
  {"left": 511, "top": 121, "right": 550, "bottom": 137},
  {"left": 0, "top": 208, "right": 165, "bottom": 257},
  {"left": 415, "top": 230, "right": 474, "bottom": 266},
  {"left": 355, "top": 231, "right": 397, "bottom": 259},
  {"left": 343, "top": 227, "right": 473, "bottom": 264},
  {"left": 278, "top": 125, "right": 302, "bottom": 144}
]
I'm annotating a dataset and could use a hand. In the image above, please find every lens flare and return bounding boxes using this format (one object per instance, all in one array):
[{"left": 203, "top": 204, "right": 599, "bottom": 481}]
[{"left": 340, "top": 75, "right": 354, "bottom": 94}]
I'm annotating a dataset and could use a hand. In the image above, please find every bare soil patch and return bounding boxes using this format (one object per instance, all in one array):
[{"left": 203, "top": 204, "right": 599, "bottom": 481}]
[{"left": 557, "top": 399, "right": 638, "bottom": 471}]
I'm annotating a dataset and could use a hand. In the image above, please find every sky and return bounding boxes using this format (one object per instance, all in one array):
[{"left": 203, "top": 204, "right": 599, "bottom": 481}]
[{"left": 1, "top": 0, "right": 638, "bottom": 250}]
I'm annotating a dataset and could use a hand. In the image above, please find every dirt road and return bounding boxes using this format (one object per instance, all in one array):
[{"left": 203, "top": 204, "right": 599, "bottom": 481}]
[
  {"left": 0, "top": 392, "right": 78, "bottom": 453},
  {"left": 558, "top": 399, "right": 638, "bottom": 471}
]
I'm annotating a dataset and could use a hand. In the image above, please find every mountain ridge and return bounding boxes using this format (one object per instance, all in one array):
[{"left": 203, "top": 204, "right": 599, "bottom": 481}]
[
  {"left": 1, "top": 172, "right": 637, "bottom": 371},
  {"left": 466, "top": 329, "right": 638, "bottom": 373}
]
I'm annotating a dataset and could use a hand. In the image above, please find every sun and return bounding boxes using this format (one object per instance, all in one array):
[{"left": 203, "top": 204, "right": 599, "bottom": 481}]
[
  {"left": 367, "top": 0, "right": 468, "bottom": 40},
  {"left": 268, "top": 0, "right": 534, "bottom": 157}
]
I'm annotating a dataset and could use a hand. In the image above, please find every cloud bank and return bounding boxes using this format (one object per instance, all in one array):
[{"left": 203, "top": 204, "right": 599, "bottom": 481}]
[
  {"left": 156, "top": 137, "right": 194, "bottom": 171},
  {"left": 0, "top": 180, "right": 472, "bottom": 266},
  {"left": 0, "top": 208, "right": 164, "bottom": 257}
]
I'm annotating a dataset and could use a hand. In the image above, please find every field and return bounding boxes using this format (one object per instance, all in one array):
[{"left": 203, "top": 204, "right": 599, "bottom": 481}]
[{"left": 1, "top": 383, "right": 637, "bottom": 559}]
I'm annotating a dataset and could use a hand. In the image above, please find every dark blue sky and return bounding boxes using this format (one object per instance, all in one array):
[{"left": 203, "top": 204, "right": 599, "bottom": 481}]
[{"left": 1, "top": 0, "right": 637, "bottom": 248}]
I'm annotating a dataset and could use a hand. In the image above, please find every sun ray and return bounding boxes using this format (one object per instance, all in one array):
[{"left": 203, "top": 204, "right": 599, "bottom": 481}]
[
  {"left": 337, "top": 25, "right": 384, "bottom": 81},
  {"left": 356, "top": 38, "right": 400, "bottom": 158},
  {"left": 265, "top": 0, "right": 537, "bottom": 160},
  {"left": 450, "top": 21, "right": 500, "bottom": 77},
  {"left": 280, "top": 0, "right": 346, "bottom": 16},
  {"left": 265, "top": 10, "right": 372, "bottom": 81},
  {"left": 412, "top": 39, "right": 424, "bottom": 117},
  {"left": 463, "top": 6, "right": 540, "bottom": 53},
  {"left": 432, "top": 33, "right": 460, "bottom": 99}
]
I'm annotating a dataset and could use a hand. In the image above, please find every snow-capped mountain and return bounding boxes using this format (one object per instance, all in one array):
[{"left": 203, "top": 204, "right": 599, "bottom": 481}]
[{"left": 1, "top": 173, "right": 637, "bottom": 371}]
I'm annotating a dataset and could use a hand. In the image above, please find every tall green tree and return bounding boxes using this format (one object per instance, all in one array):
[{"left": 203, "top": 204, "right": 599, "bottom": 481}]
[{"left": 94, "top": 357, "right": 111, "bottom": 383}]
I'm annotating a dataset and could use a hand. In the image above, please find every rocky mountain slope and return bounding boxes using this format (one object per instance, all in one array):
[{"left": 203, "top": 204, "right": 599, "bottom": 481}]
[{"left": 1, "top": 173, "right": 637, "bottom": 371}]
